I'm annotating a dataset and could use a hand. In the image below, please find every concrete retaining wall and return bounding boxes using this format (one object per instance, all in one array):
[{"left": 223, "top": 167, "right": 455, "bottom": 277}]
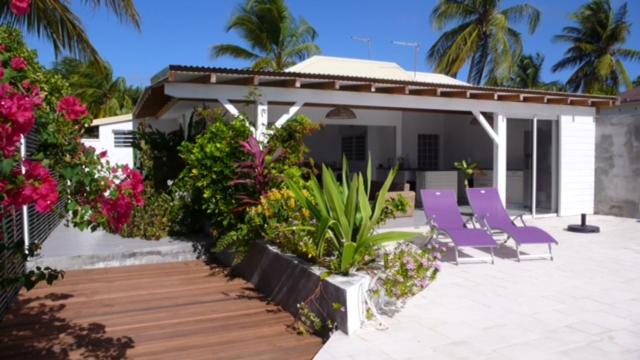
[
  {"left": 596, "top": 104, "right": 640, "bottom": 218},
  {"left": 218, "top": 242, "right": 370, "bottom": 335}
]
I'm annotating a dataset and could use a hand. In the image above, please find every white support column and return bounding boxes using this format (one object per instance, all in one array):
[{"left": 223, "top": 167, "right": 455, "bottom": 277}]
[
  {"left": 492, "top": 113, "right": 507, "bottom": 205},
  {"left": 274, "top": 101, "right": 303, "bottom": 128},
  {"left": 219, "top": 98, "right": 240, "bottom": 117},
  {"left": 532, "top": 117, "right": 538, "bottom": 217},
  {"left": 256, "top": 100, "right": 268, "bottom": 142},
  {"left": 395, "top": 122, "right": 402, "bottom": 158}
]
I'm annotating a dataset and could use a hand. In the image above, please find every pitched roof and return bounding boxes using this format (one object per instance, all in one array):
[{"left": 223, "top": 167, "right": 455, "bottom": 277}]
[{"left": 286, "top": 56, "right": 469, "bottom": 86}]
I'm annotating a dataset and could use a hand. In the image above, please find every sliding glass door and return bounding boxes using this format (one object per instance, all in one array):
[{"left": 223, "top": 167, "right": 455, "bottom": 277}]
[
  {"left": 506, "top": 118, "right": 558, "bottom": 215},
  {"left": 532, "top": 119, "right": 558, "bottom": 215}
]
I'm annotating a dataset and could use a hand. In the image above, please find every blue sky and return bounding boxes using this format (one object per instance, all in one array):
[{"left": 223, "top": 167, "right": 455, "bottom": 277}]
[{"left": 24, "top": 0, "right": 640, "bottom": 88}]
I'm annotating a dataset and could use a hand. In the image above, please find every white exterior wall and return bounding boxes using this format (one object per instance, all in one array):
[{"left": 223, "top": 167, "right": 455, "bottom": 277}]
[
  {"left": 81, "top": 121, "right": 134, "bottom": 167},
  {"left": 559, "top": 115, "right": 596, "bottom": 216}
]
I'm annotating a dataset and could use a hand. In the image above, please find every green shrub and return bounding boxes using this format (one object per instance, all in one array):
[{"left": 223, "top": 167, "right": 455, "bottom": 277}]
[
  {"left": 179, "top": 116, "right": 252, "bottom": 238},
  {"left": 119, "top": 187, "right": 176, "bottom": 240}
]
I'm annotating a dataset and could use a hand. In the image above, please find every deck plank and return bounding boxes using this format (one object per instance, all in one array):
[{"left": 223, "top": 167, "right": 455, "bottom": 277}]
[{"left": 0, "top": 261, "right": 323, "bottom": 359}]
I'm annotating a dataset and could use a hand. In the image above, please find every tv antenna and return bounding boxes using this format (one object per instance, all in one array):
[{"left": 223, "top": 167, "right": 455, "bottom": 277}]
[
  {"left": 392, "top": 41, "right": 420, "bottom": 78},
  {"left": 352, "top": 36, "right": 372, "bottom": 59}
]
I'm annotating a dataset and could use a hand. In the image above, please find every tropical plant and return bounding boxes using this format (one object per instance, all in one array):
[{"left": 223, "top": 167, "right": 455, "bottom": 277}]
[
  {"left": 504, "top": 53, "right": 566, "bottom": 91},
  {"left": 133, "top": 124, "right": 185, "bottom": 192},
  {"left": 51, "top": 57, "right": 140, "bottom": 118},
  {"left": 178, "top": 116, "right": 252, "bottom": 238},
  {"left": 427, "top": 0, "right": 541, "bottom": 85},
  {"left": 453, "top": 159, "right": 480, "bottom": 188},
  {"left": 211, "top": 0, "right": 321, "bottom": 70},
  {"left": 552, "top": 0, "right": 640, "bottom": 95},
  {"left": 287, "top": 157, "right": 418, "bottom": 275},
  {"left": 634, "top": 75, "right": 640, "bottom": 88},
  {"left": 230, "top": 135, "right": 283, "bottom": 213},
  {"left": 0, "top": 0, "right": 140, "bottom": 64}
]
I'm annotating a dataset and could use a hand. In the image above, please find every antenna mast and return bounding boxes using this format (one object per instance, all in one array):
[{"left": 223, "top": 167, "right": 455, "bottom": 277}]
[
  {"left": 392, "top": 41, "right": 420, "bottom": 78},
  {"left": 352, "top": 36, "right": 372, "bottom": 59}
]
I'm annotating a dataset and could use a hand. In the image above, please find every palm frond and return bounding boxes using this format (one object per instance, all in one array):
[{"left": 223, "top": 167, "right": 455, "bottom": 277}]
[
  {"left": 210, "top": 44, "right": 259, "bottom": 60},
  {"left": 501, "top": 3, "right": 540, "bottom": 34}
]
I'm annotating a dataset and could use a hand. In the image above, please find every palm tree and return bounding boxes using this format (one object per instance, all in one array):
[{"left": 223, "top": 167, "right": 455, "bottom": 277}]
[
  {"left": 552, "top": 0, "right": 640, "bottom": 95},
  {"left": 0, "top": 0, "right": 140, "bottom": 64},
  {"left": 634, "top": 75, "right": 640, "bottom": 88},
  {"left": 52, "top": 57, "right": 139, "bottom": 118},
  {"left": 211, "top": 0, "right": 320, "bottom": 71},
  {"left": 505, "top": 52, "right": 566, "bottom": 91},
  {"left": 427, "top": 0, "right": 541, "bottom": 85}
]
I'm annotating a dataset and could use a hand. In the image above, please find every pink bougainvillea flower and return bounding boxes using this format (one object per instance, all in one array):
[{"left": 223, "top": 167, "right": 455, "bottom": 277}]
[
  {"left": 10, "top": 0, "right": 31, "bottom": 16},
  {"left": 0, "top": 44, "right": 6, "bottom": 53},
  {"left": 0, "top": 67, "right": 4, "bottom": 80},
  {"left": 98, "top": 166, "right": 144, "bottom": 232},
  {"left": 10, "top": 56, "right": 27, "bottom": 71},
  {"left": 57, "top": 96, "right": 88, "bottom": 121},
  {"left": 1, "top": 161, "right": 59, "bottom": 213},
  {"left": 99, "top": 150, "right": 107, "bottom": 158},
  {"left": 0, "top": 83, "right": 42, "bottom": 156}
]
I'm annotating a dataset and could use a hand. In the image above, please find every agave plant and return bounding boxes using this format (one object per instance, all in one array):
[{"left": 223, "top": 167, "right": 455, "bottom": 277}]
[{"left": 287, "top": 157, "right": 418, "bottom": 275}]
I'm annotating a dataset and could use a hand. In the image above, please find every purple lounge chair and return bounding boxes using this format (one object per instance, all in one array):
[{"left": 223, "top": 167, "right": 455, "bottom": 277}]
[
  {"left": 466, "top": 187, "right": 557, "bottom": 261},
  {"left": 421, "top": 189, "right": 497, "bottom": 265}
]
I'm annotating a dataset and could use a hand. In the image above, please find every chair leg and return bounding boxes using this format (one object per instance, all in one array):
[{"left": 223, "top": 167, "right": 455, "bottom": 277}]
[
  {"left": 548, "top": 243, "right": 554, "bottom": 261},
  {"left": 454, "top": 246, "right": 460, "bottom": 266},
  {"left": 516, "top": 244, "right": 521, "bottom": 262},
  {"left": 490, "top": 247, "right": 495, "bottom": 265}
]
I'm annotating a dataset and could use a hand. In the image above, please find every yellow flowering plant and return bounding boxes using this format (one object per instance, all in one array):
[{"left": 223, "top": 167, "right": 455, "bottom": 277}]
[{"left": 248, "top": 186, "right": 325, "bottom": 262}]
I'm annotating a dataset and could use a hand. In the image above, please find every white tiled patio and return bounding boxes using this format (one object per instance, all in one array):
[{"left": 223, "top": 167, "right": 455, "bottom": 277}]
[{"left": 315, "top": 215, "right": 640, "bottom": 360}]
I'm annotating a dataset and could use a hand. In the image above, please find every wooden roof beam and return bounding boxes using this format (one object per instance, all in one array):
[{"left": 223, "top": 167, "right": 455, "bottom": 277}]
[
  {"left": 376, "top": 86, "right": 408, "bottom": 95},
  {"left": 189, "top": 74, "right": 217, "bottom": 83},
  {"left": 523, "top": 95, "right": 547, "bottom": 104},
  {"left": 259, "top": 78, "right": 301, "bottom": 88},
  {"left": 339, "top": 83, "right": 375, "bottom": 92},
  {"left": 569, "top": 98, "right": 590, "bottom": 106},
  {"left": 496, "top": 93, "right": 523, "bottom": 102},
  {"left": 300, "top": 81, "right": 339, "bottom": 90},
  {"left": 546, "top": 97, "right": 569, "bottom": 105},
  {"left": 409, "top": 88, "right": 439, "bottom": 96},
  {"left": 469, "top": 92, "right": 497, "bottom": 100},
  {"left": 219, "top": 75, "right": 260, "bottom": 86},
  {"left": 439, "top": 89, "right": 469, "bottom": 98},
  {"left": 590, "top": 99, "right": 615, "bottom": 108}
]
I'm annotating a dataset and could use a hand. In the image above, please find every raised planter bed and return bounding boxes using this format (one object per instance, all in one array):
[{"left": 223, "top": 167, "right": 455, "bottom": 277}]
[{"left": 217, "top": 241, "right": 370, "bottom": 335}]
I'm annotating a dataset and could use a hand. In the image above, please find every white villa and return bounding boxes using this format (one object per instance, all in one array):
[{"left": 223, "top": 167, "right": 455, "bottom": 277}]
[{"left": 131, "top": 56, "right": 617, "bottom": 217}]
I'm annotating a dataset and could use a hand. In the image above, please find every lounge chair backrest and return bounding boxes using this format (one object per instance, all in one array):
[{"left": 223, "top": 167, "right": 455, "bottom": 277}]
[
  {"left": 421, "top": 189, "right": 465, "bottom": 230},
  {"left": 466, "top": 187, "right": 513, "bottom": 228}
]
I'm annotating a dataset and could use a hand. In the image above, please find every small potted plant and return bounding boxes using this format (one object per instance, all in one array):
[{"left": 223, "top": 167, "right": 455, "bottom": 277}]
[{"left": 453, "top": 159, "right": 481, "bottom": 188}]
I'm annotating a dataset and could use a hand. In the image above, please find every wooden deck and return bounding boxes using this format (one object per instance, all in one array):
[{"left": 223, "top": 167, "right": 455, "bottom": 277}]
[{"left": 0, "top": 261, "right": 323, "bottom": 359}]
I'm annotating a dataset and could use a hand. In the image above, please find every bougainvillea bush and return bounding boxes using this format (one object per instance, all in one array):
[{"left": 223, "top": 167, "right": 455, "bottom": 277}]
[{"left": 0, "top": 21, "right": 143, "bottom": 290}]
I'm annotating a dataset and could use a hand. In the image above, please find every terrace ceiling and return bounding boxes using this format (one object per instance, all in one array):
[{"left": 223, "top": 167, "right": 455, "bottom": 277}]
[{"left": 135, "top": 65, "right": 619, "bottom": 118}]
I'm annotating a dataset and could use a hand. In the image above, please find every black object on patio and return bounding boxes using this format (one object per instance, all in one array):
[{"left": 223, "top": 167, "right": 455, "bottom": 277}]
[{"left": 567, "top": 213, "right": 600, "bottom": 233}]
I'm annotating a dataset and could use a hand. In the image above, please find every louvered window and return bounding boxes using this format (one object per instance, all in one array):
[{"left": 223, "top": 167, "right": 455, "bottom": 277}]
[
  {"left": 113, "top": 130, "right": 134, "bottom": 147},
  {"left": 341, "top": 134, "right": 366, "bottom": 161}
]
